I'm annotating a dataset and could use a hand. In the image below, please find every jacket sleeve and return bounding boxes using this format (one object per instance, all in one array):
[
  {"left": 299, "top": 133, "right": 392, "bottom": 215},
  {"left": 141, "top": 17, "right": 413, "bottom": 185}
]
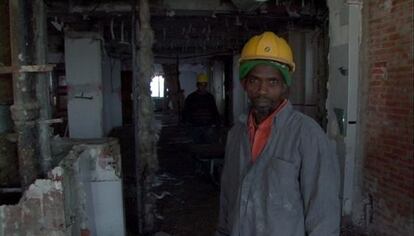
[{"left": 299, "top": 122, "right": 341, "bottom": 236}]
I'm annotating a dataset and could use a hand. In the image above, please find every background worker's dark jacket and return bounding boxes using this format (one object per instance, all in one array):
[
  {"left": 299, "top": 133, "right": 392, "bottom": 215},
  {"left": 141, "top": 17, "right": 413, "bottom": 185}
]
[
  {"left": 216, "top": 101, "right": 341, "bottom": 236},
  {"left": 182, "top": 91, "right": 220, "bottom": 127}
]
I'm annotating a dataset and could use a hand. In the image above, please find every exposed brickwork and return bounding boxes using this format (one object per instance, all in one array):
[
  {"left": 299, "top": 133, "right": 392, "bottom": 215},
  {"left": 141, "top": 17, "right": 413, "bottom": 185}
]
[
  {"left": 0, "top": 178, "right": 67, "bottom": 236},
  {"left": 363, "top": 0, "right": 414, "bottom": 235}
]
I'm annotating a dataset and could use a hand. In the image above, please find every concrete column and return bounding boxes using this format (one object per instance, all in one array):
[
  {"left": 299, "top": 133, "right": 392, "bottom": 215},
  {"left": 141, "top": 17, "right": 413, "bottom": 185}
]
[
  {"left": 9, "top": 0, "right": 40, "bottom": 187},
  {"left": 327, "top": 0, "right": 362, "bottom": 218},
  {"left": 344, "top": 0, "right": 362, "bottom": 218}
]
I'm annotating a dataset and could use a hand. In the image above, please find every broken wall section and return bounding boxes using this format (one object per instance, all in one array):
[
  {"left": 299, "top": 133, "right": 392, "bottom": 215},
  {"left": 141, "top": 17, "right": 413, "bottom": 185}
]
[
  {"left": 0, "top": 168, "right": 67, "bottom": 236},
  {"left": 0, "top": 138, "right": 125, "bottom": 236}
]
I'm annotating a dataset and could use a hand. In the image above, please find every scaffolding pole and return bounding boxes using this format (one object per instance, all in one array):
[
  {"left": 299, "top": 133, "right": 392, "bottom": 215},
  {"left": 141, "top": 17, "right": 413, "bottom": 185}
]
[
  {"left": 9, "top": 0, "right": 39, "bottom": 188},
  {"left": 132, "top": 0, "right": 158, "bottom": 233},
  {"left": 33, "top": 0, "right": 52, "bottom": 175}
]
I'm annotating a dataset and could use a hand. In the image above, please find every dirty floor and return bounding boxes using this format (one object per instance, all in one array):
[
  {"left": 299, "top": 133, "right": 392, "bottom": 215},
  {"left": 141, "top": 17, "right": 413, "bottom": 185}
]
[{"left": 117, "top": 111, "right": 366, "bottom": 236}]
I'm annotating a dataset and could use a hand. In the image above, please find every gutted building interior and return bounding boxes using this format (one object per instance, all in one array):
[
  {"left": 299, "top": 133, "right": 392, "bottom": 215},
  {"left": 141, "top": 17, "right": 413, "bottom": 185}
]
[{"left": 0, "top": 0, "right": 413, "bottom": 235}]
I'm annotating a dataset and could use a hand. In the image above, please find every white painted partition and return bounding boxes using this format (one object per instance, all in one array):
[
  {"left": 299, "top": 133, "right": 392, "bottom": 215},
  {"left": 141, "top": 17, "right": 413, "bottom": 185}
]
[{"left": 65, "top": 33, "right": 104, "bottom": 138}]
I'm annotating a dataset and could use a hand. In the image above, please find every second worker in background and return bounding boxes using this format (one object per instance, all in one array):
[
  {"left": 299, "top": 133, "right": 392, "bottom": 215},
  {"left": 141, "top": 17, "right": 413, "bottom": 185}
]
[{"left": 182, "top": 73, "right": 220, "bottom": 144}]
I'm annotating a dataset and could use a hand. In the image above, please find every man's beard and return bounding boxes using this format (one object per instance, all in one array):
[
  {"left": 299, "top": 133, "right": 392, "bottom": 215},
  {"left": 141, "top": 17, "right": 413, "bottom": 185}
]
[{"left": 251, "top": 96, "right": 277, "bottom": 117}]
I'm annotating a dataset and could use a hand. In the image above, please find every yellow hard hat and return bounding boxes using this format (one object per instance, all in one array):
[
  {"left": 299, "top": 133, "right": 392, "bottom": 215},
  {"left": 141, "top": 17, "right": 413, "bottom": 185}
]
[
  {"left": 240, "top": 31, "right": 295, "bottom": 72},
  {"left": 196, "top": 73, "right": 208, "bottom": 83}
]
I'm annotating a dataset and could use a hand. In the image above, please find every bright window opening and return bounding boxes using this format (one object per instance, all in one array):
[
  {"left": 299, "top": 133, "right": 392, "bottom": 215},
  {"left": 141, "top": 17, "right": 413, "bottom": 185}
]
[{"left": 150, "top": 75, "right": 164, "bottom": 98}]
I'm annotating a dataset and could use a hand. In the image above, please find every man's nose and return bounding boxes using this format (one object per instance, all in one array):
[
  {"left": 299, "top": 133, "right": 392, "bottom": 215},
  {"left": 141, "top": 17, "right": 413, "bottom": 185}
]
[{"left": 258, "top": 81, "right": 267, "bottom": 95}]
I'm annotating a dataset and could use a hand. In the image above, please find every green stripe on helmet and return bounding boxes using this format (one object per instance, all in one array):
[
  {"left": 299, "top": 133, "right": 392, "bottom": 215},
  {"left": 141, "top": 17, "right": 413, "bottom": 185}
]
[{"left": 239, "top": 60, "right": 292, "bottom": 87}]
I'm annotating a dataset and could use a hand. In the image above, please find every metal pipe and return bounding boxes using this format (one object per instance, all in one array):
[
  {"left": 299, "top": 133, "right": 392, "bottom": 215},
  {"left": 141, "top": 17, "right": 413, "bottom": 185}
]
[
  {"left": 33, "top": 0, "right": 52, "bottom": 175},
  {"left": 9, "top": 0, "right": 39, "bottom": 188}
]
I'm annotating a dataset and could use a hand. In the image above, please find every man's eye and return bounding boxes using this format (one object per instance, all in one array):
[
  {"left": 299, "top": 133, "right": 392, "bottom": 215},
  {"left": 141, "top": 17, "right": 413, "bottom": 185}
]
[
  {"left": 269, "top": 80, "right": 276, "bottom": 85},
  {"left": 269, "top": 79, "right": 282, "bottom": 86},
  {"left": 248, "top": 78, "right": 258, "bottom": 83}
]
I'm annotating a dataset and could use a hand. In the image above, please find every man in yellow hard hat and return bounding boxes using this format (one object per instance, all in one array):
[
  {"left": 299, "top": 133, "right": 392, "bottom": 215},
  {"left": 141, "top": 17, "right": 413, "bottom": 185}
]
[
  {"left": 182, "top": 73, "right": 220, "bottom": 143},
  {"left": 216, "top": 32, "right": 340, "bottom": 236}
]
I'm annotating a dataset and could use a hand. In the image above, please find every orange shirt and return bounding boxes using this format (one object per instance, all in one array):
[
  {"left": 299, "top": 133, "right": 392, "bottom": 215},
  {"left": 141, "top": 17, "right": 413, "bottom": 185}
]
[{"left": 247, "top": 99, "right": 288, "bottom": 162}]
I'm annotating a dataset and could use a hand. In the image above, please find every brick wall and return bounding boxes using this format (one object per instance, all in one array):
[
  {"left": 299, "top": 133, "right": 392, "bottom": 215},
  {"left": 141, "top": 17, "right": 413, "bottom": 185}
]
[
  {"left": 0, "top": 168, "right": 67, "bottom": 236},
  {"left": 363, "top": 0, "right": 413, "bottom": 235}
]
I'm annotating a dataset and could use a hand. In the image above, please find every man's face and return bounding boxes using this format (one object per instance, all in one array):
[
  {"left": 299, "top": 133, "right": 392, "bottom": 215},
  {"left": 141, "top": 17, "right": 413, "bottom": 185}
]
[
  {"left": 197, "top": 82, "right": 208, "bottom": 93},
  {"left": 244, "top": 64, "right": 286, "bottom": 116}
]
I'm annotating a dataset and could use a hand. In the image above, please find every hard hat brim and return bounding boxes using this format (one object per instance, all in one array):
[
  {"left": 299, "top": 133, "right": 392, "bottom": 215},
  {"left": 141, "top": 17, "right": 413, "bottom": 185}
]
[{"left": 239, "top": 60, "right": 292, "bottom": 87}]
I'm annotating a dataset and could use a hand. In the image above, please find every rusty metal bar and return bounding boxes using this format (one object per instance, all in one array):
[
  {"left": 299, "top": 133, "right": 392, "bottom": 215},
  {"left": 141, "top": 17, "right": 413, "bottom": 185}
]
[
  {"left": 9, "top": 0, "right": 39, "bottom": 188},
  {"left": 33, "top": 0, "right": 52, "bottom": 175}
]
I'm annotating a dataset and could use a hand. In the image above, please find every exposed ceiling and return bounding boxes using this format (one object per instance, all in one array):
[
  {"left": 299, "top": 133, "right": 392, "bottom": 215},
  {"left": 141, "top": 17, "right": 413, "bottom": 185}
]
[{"left": 46, "top": 0, "right": 328, "bottom": 59}]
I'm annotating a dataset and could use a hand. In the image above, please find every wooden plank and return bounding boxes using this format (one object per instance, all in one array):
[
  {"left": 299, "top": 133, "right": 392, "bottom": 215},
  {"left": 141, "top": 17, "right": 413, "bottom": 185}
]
[
  {"left": 0, "top": 64, "right": 56, "bottom": 75},
  {"left": 20, "top": 64, "right": 55, "bottom": 72},
  {"left": 0, "top": 66, "right": 13, "bottom": 74}
]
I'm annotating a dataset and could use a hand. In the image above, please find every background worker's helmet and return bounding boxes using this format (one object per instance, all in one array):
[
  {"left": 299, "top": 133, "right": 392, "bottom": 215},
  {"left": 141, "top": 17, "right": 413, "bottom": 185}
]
[
  {"left": 240, "top": 32, "right": 295, "bottom": 72},
  {"left": 196, "top": 73, "right": 208, "bottom": 83}
]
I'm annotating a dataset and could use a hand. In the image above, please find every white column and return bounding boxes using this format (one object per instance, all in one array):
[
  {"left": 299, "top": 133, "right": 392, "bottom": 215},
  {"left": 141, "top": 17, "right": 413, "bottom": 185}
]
[{"left": 65, "top": 33, "right": 104, "bottom": 138}]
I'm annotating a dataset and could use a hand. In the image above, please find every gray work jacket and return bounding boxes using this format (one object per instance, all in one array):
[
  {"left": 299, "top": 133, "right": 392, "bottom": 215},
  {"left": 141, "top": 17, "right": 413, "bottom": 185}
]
[{"left": 216, "top": 101, "right": 341, "bottom": 236}]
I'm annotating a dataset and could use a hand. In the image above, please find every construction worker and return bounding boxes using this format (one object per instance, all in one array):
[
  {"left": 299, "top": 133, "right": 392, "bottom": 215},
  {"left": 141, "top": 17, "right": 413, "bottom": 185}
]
[
  {"left": 216, "top": 32, "right": 340, "bottom": 235},
  {"left": 182, "top": 73, "right": 220, "bottom": 144}
]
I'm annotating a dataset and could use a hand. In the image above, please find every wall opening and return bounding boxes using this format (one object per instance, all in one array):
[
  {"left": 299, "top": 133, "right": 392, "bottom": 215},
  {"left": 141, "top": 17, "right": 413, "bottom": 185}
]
[{"left": 151, "top": 75, "right": 165, "bottom": 98}]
